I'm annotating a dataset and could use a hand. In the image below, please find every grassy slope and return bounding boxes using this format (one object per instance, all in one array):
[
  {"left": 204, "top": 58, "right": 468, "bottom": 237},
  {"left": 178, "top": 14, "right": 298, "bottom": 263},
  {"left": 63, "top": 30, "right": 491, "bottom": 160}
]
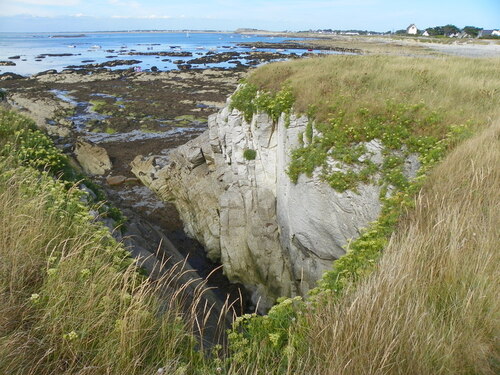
[
  {"left": 0, "top": 109, "right": 207, "bottom": 375},
  {"left": 308, "top": 120, "right": 500, "bottom": 374},
  {"left": 224, "top": 55, "right": 500, "bottom": 373}
]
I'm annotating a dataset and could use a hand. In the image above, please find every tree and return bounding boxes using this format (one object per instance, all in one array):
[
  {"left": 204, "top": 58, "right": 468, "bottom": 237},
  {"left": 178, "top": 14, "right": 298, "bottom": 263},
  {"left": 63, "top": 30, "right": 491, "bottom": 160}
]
[
  {"left": 442, "top": 24, "right": 460, "bottom": 36},
  {"left": 426, "top": 26, "right": 444, "bottom": 36},
  {"left": 463, "top": 26, "right": 482, "bottom": 38}
]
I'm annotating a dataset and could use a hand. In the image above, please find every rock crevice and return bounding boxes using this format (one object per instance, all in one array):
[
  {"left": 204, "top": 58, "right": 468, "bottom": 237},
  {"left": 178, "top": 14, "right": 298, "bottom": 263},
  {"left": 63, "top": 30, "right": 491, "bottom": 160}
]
[{"left": 132, "top": 101, "right": 417, "bottom": 311}]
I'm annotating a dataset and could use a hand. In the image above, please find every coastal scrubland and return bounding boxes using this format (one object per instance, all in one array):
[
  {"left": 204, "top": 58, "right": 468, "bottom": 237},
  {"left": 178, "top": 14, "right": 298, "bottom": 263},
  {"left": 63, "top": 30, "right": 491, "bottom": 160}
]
[
  {"left": 0, "top": 110, "right": 208, "bottom": 374},
  {"left": 1, "top": 52, "right": 499, "bottom": 374}
]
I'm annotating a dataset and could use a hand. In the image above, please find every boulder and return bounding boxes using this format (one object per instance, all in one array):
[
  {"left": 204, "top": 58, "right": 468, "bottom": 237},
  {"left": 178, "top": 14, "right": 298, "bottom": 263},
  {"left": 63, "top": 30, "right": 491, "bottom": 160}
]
[{"left": 75, "top": 140, "right": 112, "bottom": 175}]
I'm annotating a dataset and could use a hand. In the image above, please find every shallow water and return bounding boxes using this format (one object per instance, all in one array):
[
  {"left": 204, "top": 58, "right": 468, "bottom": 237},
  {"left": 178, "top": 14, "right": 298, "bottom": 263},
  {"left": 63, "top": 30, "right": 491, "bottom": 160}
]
[{"left": 0, "top": 31, "right": 312, "bottom": 75}]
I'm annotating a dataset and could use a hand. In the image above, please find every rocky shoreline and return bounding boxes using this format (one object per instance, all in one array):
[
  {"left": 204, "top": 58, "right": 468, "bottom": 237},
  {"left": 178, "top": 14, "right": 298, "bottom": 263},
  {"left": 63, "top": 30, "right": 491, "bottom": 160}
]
[
  {"left": 0, "top": 40, "right": 361, "bottom": 312},
  {"left": 1, "top": 62, "right": 255, "bottom": 312}
]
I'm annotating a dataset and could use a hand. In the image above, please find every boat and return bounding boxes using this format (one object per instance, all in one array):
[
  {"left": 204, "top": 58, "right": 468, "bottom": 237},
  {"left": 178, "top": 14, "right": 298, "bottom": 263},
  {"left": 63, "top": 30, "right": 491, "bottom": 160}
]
[{"left": 68, "top": 45, "right": 76, "bottom": 48}]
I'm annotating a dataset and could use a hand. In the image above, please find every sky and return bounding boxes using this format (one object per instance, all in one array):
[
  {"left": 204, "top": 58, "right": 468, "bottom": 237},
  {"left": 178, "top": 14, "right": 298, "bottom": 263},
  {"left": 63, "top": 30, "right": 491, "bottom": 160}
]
[{"left": 0, "top": 0, "right": 498, "bottom": 33}]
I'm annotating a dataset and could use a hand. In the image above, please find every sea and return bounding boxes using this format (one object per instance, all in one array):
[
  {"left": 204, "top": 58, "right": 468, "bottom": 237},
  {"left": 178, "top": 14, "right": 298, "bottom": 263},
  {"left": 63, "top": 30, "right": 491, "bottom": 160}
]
[{"left": 0, "top": 31, "right": 316, "bottom": 76}]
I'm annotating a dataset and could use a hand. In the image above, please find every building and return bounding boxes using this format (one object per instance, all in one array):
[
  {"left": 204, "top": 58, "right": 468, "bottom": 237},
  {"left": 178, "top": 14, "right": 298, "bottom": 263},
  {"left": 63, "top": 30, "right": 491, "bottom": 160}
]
[
  {"left": 406, "top": 24, "right": 418, "bottom": 35},
  {"left": 478, "top": 29, "right": 500, "bottom": 38},
  {"left": 422, "top": 30, "right": 429, "bottom": 37}
]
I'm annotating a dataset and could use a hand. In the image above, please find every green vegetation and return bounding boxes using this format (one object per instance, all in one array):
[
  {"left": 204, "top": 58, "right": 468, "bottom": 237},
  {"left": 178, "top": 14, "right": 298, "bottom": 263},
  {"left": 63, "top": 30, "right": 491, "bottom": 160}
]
[
  {"left": 424, "top": 24, "right": 461, "bottom": 36},
  {"left": 243, "top": 148, "right": 257, "bottom": 161},
  {"left": 230, "top": 82, "right": 294, "bottom": 123},
  {"left": 222, "top": 55, "right": 499, "bottom": 374},
  {"left": 0, "top": 109, "right": 211, "bottom": 374},
  {"left": 89, "top": 99, "right": 107, "bottom": 113},
  {"left": 2, "top": 53, "right": 499, "bottom": 375}
]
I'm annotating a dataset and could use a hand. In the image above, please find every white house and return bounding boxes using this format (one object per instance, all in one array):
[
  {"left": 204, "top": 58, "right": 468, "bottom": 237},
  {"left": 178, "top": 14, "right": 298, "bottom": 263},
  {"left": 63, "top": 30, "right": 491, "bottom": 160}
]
[
  {"left": 478, "top": 29, "right": 500, "bottom": 38},
  {"left": 422, "top": 30, "right": 429, "bottom": 37},
  {"left": 406, "top": 24, "right": 418, "bottom": 35}
]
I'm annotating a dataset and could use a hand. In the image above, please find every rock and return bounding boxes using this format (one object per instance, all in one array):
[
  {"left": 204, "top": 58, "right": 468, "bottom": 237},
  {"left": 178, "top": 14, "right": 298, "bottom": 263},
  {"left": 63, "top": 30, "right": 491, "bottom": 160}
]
[
  {"left": 0, "top": 72, "right": 24, "bottom": 80},
  {"left": 75, "top": 139, "right": 112, "bottom": 175},
  {"left": 131, "top": 95, "right": 419, "bottom": 311},
  {"left": 65, "top": 59, "right": 142, "bottom": 69},
  {"left": 106, "top": 175, "right": 127, "bottom": 186},
  {"left": 0, "top": 61, "right": 16, "bottom": 66},
  {"left": 7, "top": 93, "right": 74, "bottom": 136},
  {"left": 33, "top": 69, "right": 57, "bottom": 77}
]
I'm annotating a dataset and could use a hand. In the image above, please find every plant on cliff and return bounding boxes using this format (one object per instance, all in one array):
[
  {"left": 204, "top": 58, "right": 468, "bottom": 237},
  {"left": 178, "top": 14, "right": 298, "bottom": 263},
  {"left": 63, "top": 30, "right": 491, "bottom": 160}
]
[
  {"left": 243, "top": 148, "right": 257, "bottom": 161},
  {"left": 229, "top": 81, "right": 294, "bottom": 123}
]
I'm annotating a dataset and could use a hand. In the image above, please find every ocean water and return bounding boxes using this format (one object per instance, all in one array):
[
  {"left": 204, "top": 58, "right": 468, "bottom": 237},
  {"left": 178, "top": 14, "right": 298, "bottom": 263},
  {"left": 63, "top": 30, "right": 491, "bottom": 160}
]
[{"left": 0, "top": 31, "right": 315, "bottom": 76}]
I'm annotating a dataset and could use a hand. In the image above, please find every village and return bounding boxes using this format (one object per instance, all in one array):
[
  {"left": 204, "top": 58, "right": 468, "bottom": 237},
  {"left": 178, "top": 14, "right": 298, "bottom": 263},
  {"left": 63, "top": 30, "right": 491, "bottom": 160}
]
[{"left": 300, "top": 23, "right": 500, "bottom": 38}]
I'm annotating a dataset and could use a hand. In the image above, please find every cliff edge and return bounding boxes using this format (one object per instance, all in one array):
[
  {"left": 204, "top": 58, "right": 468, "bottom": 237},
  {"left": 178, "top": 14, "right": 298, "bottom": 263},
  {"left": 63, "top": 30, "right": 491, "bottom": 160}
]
[{"left": 131, "top": 98, "right": 418, "bottom": 310}]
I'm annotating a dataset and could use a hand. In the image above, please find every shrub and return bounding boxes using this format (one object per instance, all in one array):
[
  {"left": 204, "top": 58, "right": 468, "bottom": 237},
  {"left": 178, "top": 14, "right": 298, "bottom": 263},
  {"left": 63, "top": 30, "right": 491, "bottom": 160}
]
[{"left": 243, "top": 148, "right": 257, "bottom": 161}]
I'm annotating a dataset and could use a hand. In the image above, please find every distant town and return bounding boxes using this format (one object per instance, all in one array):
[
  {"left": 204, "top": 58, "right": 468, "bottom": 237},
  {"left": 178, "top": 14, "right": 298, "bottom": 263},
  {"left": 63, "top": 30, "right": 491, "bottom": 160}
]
[{"left": 293, "top": 24, "right": 500, "bottom": 39}]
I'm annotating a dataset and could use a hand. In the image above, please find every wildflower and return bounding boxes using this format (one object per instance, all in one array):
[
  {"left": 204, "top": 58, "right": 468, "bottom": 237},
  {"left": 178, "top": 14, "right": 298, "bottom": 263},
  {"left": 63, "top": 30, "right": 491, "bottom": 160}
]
[
  {"left": 30, "top": 293, "right": 40, "bottom": 302},
  {"left": 47, "top": 267, "right": 58, "bottom": 276},
  {"left": 80, "top": 268, "right": 91, "bottom": 278},
  {"left": 63, "top": 331, "right": 78, "bottom": 341},
  {"left": 268, "top": 332, "right": 281, "bottom": 347}
]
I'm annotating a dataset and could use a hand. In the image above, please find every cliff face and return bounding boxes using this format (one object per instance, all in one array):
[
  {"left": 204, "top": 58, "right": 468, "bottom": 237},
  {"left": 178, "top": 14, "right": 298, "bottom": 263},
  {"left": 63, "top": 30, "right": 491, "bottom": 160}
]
[{"left": 132, "top": 100, "right": 417, "bottom": 311}]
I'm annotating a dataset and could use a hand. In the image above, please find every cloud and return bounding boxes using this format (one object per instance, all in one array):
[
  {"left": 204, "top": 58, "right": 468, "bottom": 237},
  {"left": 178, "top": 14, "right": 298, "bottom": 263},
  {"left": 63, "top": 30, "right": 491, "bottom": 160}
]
[
  {"left": 107, "top": 0, "right": 140, "bottom": 8},
  {"left": 111, "top": 14, "right": 173, "bottom": 19},
  {"left": 12, "top": 0, "right": 80, "bottom": 5}
]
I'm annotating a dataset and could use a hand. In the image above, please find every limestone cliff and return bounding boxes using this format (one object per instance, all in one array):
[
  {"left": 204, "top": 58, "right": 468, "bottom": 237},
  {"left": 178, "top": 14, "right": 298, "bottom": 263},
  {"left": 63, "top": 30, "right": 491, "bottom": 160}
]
[{"left": 131, "top": 99, "right": 418, "bottom": 311}]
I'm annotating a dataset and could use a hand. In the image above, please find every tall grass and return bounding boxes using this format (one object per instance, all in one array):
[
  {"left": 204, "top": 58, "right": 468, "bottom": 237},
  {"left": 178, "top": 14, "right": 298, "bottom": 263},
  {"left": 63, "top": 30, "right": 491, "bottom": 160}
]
[
  {"left": 249, "top": 55, "right": 500, "bottom": 130},
  {"left": 307, "top": 120, "right": 500, "bottom": 374},
  {"left": 0, "top": 164, "right": 214, "bottom": 374}
]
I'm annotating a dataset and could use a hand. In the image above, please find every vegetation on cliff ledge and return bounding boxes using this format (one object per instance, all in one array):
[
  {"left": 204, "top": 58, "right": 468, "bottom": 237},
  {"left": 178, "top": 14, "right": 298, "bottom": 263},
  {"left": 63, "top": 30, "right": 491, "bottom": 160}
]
[
  {"left": 224, "top": 55, "right": 499, "bottom": 374},
  {"left": 1, "top": 53, "right": 499, "bottom": 374}
]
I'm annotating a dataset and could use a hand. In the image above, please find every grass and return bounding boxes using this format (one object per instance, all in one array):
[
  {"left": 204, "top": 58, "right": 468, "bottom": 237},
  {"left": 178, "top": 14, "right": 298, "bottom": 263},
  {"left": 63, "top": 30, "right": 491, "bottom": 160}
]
[
  {"left": 0, "top": 109, "right": 217, "bottom": 375},
  {"left": 248, "top": 55, "right": 500, "bottom": 127},
  {"left": 1, "top": 52, "right": 499, "bottom": 374},
  {"left": 307, "top": 120, "right": 500, "bottom": 375}
]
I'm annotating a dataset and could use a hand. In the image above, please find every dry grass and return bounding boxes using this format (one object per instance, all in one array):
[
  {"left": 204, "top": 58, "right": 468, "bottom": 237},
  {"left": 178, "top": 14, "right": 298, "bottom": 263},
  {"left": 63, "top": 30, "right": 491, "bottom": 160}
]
[
  {"left": 306, "top": 36, "right": 440, "bottom": 56},
  {"left": 249, "top": 55, "right": 500, "bottom": 131},
  {"left": 0, "top": 165, "right": 216, "bottom": 374},
  {"left": 307, "top": 120, "right": 500, "bottom": 374}
]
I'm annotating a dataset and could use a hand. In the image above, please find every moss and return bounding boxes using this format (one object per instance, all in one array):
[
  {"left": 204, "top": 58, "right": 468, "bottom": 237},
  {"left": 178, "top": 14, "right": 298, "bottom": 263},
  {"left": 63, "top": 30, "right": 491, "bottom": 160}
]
[
  {"left": 243, "top": 148, "right": 257, "bottom": 161},
  {"left": 89, "top": 99, "right": 107, "bottom": 113}
]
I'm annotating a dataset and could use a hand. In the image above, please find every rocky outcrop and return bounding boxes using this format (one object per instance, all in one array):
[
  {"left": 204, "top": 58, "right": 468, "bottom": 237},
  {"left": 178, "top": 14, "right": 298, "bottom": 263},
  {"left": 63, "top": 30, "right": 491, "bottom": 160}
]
[
  {"left": 131, "top": 100, "right": 419, "bottom": 311},
  {"left": 7, "top": 93, "right": 73, "bottom": 137},
  {"left": 75, "top": 139, "right": 112, "bottom": 175}
]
